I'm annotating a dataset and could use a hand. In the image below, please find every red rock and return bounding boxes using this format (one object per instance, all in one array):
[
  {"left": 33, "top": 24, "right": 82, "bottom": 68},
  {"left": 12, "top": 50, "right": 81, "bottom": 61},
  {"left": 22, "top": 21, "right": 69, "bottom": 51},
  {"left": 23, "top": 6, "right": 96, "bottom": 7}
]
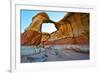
[
  {"left": 21, "top": 30, "right": 42, "bottom": 46},
  {"left": 31, "top": 33, "right": 42, "bottom": 46},
  {"left": 43, "top": 35, "right": 89, "bottom": 45}
]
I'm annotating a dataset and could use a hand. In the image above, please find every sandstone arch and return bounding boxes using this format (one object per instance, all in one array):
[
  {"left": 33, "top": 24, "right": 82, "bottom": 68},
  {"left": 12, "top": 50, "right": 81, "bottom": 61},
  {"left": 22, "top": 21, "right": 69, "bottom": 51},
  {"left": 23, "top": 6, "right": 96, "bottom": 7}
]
[
  {"left": 27, "top": 12, "right": 55, "bottom": 32},
  {"left": 21, "top": 12, "right": 89, "bottom": 46}
]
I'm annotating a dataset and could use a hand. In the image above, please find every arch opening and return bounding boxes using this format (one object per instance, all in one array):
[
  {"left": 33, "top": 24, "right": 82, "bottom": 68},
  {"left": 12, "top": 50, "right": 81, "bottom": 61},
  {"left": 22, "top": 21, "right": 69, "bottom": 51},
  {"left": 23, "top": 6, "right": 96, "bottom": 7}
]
[{"left": 41, "top": 23, "right": 57, "bottom": 34}]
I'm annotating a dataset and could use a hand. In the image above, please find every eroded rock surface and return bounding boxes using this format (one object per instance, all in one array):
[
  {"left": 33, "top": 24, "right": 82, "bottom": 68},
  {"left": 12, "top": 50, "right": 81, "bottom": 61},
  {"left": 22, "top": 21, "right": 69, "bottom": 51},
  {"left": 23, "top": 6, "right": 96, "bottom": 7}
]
[{"left": 21, "top": 30, "right": 42, "bottom": 46}]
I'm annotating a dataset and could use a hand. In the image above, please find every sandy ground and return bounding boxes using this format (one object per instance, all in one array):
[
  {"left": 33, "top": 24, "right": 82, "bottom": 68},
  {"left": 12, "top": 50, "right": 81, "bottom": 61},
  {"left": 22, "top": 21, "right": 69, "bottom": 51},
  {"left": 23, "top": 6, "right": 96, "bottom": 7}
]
[
  {"left": 21, "top": 45, "right": 89, "bottom": 63},
  {"left": 45, "top": 48, "right": 89, "bottom": 61}
]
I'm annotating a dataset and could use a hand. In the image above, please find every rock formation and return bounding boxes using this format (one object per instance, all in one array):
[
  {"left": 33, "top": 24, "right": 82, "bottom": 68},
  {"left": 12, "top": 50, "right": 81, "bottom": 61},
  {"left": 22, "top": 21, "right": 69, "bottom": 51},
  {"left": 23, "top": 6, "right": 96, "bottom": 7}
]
[
  {"left": 21, "top": 12, "right": 89, "bottom": 46},
  {"left": 21, "top": 30, "right": 42, "bottom": 46},
  {"left": 41, "top": 32, "right": 50, "bottom": 43},
  {"left": 50, "top": 13, "right": 89, "bottom": 40}
]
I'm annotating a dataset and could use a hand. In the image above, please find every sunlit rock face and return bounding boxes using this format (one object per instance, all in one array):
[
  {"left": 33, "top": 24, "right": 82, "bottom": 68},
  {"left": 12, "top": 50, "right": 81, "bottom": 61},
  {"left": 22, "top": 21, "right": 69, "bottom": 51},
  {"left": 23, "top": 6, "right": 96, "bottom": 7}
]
[
  {"left": 49, "top": 13, "right": 89, "bottom": 44},
  {"left": 27, "top": 12, "right": 51, "bottom": 32}
]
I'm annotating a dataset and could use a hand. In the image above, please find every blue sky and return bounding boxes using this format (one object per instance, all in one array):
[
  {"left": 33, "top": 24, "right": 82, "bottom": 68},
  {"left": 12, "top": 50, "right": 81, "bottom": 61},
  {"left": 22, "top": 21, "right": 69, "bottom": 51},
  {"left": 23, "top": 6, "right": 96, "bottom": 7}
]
[{"left": 20, "top": 10, "right": 67, "bottom": 33}]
